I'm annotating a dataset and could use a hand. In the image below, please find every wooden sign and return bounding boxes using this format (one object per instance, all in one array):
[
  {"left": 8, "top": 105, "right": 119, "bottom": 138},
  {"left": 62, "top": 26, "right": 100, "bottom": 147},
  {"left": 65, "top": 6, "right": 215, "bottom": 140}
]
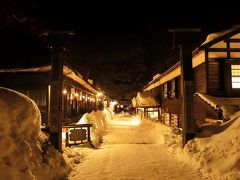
[{"left": 69, "top": 129, "right": 87, "bottom": 141}]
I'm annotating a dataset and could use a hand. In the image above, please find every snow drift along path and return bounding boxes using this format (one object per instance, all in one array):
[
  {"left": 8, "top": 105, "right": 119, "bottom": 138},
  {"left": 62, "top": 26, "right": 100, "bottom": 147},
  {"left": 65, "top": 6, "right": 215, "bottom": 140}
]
[{"left": 69, "top": 115, "right": 206, "bottom": 180}]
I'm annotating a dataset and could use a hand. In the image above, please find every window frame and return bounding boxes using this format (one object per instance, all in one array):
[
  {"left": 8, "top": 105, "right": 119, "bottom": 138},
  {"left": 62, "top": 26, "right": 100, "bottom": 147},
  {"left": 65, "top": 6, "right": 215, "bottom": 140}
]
[{"left": 231, "top": 64, "right": 240, "bottom": 89}]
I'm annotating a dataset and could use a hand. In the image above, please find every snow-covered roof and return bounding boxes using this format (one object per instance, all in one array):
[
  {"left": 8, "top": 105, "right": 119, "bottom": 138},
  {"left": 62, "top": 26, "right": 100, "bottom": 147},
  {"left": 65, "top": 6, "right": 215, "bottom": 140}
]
[
  {"left": 0, "top": 65, "right": 98, "bottom": 94},
  {"left": 200, "top": 27, "right": 237, "bottom": 46},
  {"left": 132, "top": 91, "right": 159, "bottom": 107},
  {"left": 144, "top": 62, "right": 180, "bottom": 91},
  {"left": 193, "top": 25, "right": 240, "bottom": 55}
]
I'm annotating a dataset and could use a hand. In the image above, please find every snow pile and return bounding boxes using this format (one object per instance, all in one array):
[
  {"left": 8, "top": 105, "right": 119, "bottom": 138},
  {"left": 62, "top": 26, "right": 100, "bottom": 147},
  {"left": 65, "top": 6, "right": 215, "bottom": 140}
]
[
  {"left": 147, "top": 112, "right": 240, "bottom": 180},
  {"left": 76, "top": 108, "right": 114, "bottom": 147},
  {"left": 179, "top": 114, "right": 240, "bottom": 180},
  {"left": 62, "top": 147, "right": 92, "bottom": 168},
  {"left": 142, "top": 119, "right": 182, "bottom": 149},
  {"left": 143, "top": 112, "right": 240, "bottom": 179},
  {"left": 0, "top": 87, "right": 70, "bottom": 180},
  {"left": 132, "top": 91, "right": 159, "bottom": 107},
  {"left": 103, "top": 107, "right": 115, "bottom": 121}
]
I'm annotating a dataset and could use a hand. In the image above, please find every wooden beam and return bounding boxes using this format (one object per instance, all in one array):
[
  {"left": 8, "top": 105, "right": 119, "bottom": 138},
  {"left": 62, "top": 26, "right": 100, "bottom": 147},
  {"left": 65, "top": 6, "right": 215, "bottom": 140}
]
[
  {"left": 208, "top": 48, "right": 240, "bottom": 52},
  {"left": 224, "top": 39, "right": 240, "bottom": 43},
  {"left": 205, "top": 50, "right": 209, "bottom": 94},
  {"left": 226, "top": 41, "right": 230, "bottom": 59}
]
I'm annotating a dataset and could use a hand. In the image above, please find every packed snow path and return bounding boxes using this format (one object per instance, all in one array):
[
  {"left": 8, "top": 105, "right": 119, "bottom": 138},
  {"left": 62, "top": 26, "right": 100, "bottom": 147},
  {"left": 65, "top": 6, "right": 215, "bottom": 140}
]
[{"left": 69, "top": 115, "right": 206, "bottom": 180}]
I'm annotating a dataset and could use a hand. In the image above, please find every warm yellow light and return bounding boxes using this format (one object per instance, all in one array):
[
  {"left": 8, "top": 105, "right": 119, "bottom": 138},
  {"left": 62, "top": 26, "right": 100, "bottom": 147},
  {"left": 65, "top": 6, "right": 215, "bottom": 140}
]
[
  {"left": 75, "top": 93, "right": 79, "bottom": 97},
  {"left": 63, "top": 89, "right": 67, "bottom": 94},
  {"left": 108, "top": 117, "right": 141, "bottom": 126},
  {"left": 97, "top": 92, "right": 103, "bottom": 97},
  {"left": 231, "top": 65, "right": 240, "bottom": 89}
]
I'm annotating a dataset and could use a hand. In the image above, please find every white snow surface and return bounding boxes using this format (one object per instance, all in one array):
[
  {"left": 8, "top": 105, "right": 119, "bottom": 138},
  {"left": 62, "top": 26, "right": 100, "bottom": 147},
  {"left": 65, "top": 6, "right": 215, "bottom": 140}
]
[
  {"left": 66, "top": 112, "right": 240, "bottom": 180},
  {"left": 0, "top": 87, "right": 70, "bottom": 180},
  {"left": 68, "top": 115, "right": 205, "bottom": 180}
]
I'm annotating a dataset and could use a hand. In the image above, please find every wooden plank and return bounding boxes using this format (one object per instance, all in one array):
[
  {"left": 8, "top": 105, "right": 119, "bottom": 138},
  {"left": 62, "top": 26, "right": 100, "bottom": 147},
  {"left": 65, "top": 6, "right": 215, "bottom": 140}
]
[
  {"left": 63, "top": 124, "right": 92, "bottom": 128},
  {"left": 208, "top": 48, "right": 240, "bottom": 52},
  {"left": 224, "top": 39, "right": 240, "bottom": 43}
]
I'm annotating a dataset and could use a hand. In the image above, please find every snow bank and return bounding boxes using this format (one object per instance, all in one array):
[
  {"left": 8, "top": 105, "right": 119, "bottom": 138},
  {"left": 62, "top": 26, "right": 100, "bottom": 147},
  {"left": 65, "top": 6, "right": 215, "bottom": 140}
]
[
  {"left": 180, "top": 114, "right": 240, "bottom": 180},
  {"left": 142, "top": 119, "right": 182, "bottom": 149},
  {"left": 0, "top": 87, "right": 71, "bottom": 180},
  {"left": 76, "top": 108, "right": 114, "bottom": 147},
  {"left": 63, "top": 147, "right": 90, "bottom": 168},
  {"left": 103, "top": 107, "right": 115, "bottom": 120},
  {"left": 147, "top": 111, "right": 240, "bottom": 180}
]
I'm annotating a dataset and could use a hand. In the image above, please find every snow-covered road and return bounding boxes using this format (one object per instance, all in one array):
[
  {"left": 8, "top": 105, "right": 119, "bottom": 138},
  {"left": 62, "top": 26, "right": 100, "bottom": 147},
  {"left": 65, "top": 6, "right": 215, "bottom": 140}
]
[{"left": 68, "top": 115, "right": 206, "bottom": 180}]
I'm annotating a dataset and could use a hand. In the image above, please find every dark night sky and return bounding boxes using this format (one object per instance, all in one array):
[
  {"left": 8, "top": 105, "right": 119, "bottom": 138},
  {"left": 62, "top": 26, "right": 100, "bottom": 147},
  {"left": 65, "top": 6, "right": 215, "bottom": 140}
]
[{"left": 1, "top": 0, "right": 240, "bottom": 102}]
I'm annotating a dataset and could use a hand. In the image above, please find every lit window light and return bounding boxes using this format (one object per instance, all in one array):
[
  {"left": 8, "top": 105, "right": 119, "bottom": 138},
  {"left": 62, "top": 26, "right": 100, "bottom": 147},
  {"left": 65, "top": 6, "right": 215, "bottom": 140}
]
[{"left": 62, "top": 89, "right": 67, "bottom": 94}]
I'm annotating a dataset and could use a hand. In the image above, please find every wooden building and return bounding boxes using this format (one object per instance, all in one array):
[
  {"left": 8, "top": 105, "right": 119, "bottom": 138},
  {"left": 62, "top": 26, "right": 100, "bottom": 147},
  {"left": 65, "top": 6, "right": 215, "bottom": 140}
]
[
  {"left": 132, "top": 91, "right": 160, "bottom": 120},
  {"left": 142, "top": 26, "right": 240, "bottom": 128},
  {"left": 0, "top": 64, "right": 105, "bottom": 127},
  {"left": 144, "top": 62, "right": 182, "bottom": 128}
]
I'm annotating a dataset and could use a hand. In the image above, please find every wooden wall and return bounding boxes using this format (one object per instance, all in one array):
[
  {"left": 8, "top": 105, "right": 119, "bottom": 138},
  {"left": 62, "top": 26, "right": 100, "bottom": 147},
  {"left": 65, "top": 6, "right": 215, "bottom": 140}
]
[
  {"left": 160, "top": 76, "right": 182, "bottom": 128},
  {"left": 193, "top": 62, "right": 207, "bottom": 94},
  {"left": 0, "top": 72, "right": 49, "bottom": 89},
  {"left": 207, "top": 59, "right": 225, "bottom": 96}
]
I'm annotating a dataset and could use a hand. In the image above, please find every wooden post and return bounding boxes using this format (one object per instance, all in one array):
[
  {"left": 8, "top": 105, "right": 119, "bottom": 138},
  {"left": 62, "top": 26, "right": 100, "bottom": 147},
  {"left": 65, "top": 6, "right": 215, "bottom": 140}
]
[
  {"left": 95, "top": 96, "right": 98, "bottom": 111},
  {"left": 168, "top": 28, "right": 201, "bottom": 148},
  {"left": 87, "top": 126, "right": 91, "bottom": 143},
  {"left": 179, "top": 45, "right": 195, "bottom": 147},
  {"left": 158, "top": 107, "right": 160, "bottom": 121},
  {"left": 41, "top": 31, "right": 74, "bottom": 152},
  {"left": 65, "top": 131, "right": 69, "bottom": 147},
  {"left": 49, "top": 45, "right": 64, "bottom": 152}
]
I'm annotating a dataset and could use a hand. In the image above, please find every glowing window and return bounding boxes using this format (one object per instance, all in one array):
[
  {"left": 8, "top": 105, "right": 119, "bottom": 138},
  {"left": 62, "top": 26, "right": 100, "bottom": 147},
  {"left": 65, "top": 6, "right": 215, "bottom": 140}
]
[{"left": 231, "top": 65, "right": 240, "bottom": 88}]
